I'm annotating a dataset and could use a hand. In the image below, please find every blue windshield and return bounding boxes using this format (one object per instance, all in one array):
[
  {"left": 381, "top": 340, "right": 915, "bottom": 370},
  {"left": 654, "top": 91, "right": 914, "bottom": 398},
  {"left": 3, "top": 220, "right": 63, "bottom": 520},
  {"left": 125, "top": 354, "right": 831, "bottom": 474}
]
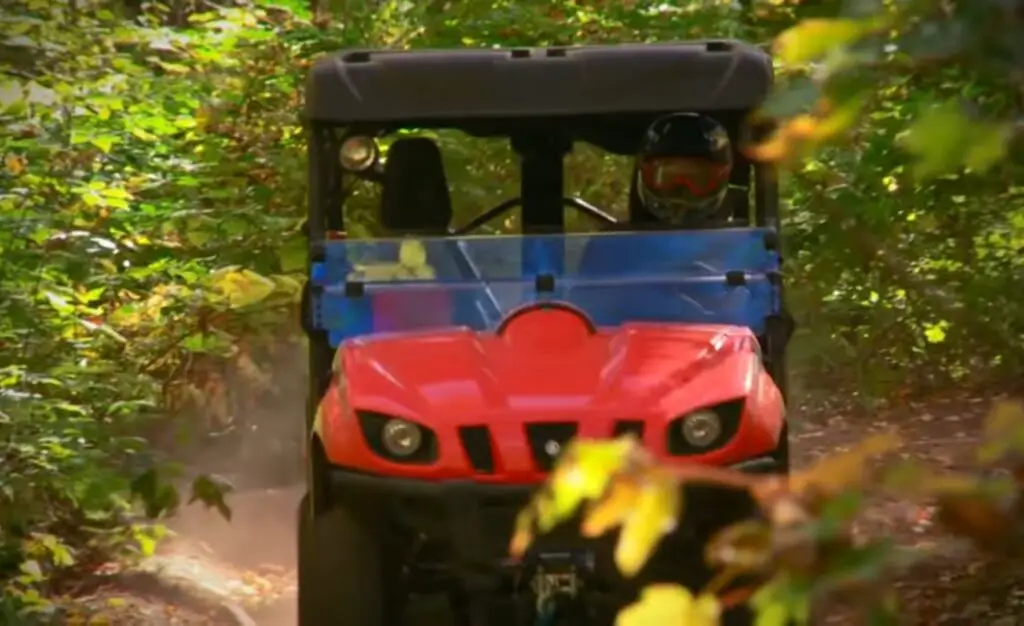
[{"left": 309, "top": 228, "right": 781, "bottom": 347}]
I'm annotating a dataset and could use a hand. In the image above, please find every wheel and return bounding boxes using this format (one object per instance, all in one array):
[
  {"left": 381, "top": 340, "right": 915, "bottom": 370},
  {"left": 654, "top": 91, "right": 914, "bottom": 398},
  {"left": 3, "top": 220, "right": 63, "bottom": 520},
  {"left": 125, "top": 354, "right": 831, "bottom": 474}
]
[{"left": 297, "top": 493, "right": 384, "bottom": 626}]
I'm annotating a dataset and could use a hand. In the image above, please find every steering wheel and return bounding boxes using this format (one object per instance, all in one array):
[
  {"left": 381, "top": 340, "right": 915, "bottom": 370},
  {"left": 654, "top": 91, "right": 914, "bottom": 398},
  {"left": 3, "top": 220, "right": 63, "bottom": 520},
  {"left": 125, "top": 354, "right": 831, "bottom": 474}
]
[{"left": 451, "top": 196, "right": 618, "bottom": 236}]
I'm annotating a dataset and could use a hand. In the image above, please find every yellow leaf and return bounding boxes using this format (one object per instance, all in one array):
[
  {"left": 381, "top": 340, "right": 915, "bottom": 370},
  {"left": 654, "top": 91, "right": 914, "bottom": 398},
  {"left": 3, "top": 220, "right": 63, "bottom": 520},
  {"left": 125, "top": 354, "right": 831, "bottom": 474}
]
[
  {"left": 614, "top": 470, "right": 680, "bottom": 577},
  {"left": 509, "top": 508, "right": 536, "bottom": 557},
  {"left": 533, "top": 487, "right": 565, "bottom": 533},
  {"left": 4, "top": 153, "right": 26, "bottom": 175},
  {"left": 510, "top": 436, "right": 647, "bottom": 556},
  {"left": 210, "top": 268, "right": 278, "bottom": 309},
  {"left": 923, "top": 323, "right": 946, "bottom": 344},
  {"left": 581, "top": 477, "right": 641, "bottom": 538},
  {"left": 349, "top": 241, "right": 438, "bottom": 282},
  {"left": 785, "top": 114, "right": 819, "bottom": 140},
  {"left": 810, "top": 96, "right": 866, "bottom": 141},
  {"left": 615, "top": 584, "right": 720, "bottom": 626},
  {"left": 311, "top": 403, "right": 325, "bottom": 439},
  {"left": 542, "top": 437, "right": 641, "bottom": 530},
  {"left": 398, "top": 239, "right": 428, "bottom": 268},
  {"left": 774, "top": 18, "right": 869, "bottom": 65},
  {"left": 745, "top": 131, "right": 793, "bottom": 163}
]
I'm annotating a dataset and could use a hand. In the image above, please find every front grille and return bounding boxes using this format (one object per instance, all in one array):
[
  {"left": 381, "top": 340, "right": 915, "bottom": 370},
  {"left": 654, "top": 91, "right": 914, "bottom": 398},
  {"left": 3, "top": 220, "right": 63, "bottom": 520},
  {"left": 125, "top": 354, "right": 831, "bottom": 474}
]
[
  {"left": 458, "top": 426, "right": 495, "bottom": 474},
  {"left": 612, "top": 420, "right": 645, "bottom": 439},
  {"left": 524, "top": 422, "right": 578, "bottom": 472}
]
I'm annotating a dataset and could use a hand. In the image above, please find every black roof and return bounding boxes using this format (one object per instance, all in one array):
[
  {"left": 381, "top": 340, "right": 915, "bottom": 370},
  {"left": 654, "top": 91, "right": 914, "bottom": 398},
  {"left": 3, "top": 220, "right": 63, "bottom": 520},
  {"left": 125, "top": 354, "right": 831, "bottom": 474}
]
[{"left": 305, "top": 40, "right": 773, "bottom": 124}]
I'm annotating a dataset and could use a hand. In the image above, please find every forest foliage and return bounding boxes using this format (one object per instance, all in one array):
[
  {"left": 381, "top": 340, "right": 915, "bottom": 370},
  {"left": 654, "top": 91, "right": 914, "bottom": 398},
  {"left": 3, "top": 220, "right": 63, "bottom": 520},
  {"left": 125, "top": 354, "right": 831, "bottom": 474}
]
[
  {"left": 1, "top": 0, "right": 1023, "bottom": 621},
  {"left": 519, "top": 401, "right": 1024, "bottom": 625}
]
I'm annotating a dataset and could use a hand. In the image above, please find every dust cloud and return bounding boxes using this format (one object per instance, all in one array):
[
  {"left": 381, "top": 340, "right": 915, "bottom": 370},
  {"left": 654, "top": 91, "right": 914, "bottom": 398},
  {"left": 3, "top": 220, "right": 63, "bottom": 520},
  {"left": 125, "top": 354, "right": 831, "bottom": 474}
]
[
  {"left": 155, "top": 341, "right": 308, "bottom": 625},
  {"left": 164, "top": 486, "right": 301, "bottom": 625}
]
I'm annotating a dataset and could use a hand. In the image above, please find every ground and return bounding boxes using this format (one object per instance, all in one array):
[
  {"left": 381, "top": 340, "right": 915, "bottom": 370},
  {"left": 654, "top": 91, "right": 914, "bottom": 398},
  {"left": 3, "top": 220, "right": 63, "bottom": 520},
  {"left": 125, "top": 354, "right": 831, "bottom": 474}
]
[{"left": 65, "top": 389, "right": 1024, "bottom": 625}]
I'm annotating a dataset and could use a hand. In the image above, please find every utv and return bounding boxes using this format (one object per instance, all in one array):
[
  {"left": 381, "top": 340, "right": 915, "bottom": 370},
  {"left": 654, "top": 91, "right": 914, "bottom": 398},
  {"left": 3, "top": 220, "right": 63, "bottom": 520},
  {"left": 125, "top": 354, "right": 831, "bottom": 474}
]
[{"left": 299, "top": 41, "right": 793, "bottom": 626}]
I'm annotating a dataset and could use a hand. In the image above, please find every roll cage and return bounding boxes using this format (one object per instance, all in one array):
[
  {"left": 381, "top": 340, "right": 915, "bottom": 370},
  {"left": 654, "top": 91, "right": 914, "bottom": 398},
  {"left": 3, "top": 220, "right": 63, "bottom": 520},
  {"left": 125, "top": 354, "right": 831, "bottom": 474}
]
[
  {"left": 302, "top": 40, "right": 789, "bottom": 434},
  {"left": 304, "top": 40, "right": 779, "bottom": 238}
]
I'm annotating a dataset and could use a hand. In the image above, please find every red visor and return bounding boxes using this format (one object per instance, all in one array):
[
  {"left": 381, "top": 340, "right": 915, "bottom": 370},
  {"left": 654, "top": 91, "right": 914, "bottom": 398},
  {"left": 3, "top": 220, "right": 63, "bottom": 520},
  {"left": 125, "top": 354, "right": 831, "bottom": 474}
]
[{"left": 640, "top": 157, "right": 729, "bottom": 197}]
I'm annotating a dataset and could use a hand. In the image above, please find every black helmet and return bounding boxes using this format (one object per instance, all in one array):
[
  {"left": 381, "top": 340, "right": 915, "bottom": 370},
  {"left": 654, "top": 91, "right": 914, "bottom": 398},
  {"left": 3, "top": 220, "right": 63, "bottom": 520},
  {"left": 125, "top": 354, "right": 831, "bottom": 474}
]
[{"left": 635, "top": 113, "right": 733, "bottom": 225}]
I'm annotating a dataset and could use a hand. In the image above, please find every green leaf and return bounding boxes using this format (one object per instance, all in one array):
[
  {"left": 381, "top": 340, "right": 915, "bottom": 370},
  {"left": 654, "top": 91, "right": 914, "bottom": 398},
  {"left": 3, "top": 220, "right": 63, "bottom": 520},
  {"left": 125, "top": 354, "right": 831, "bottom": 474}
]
[
  {"left": 923, "top": 322, "right": 947, "bottom": 344},
  {"left": 277, "top": 236, "right": 307, "bottom": 272},
  {"left": 43, "top": 291, "right": 75, "bottom": 315},
  {"left": 90, "top": 135, "right": 119, "bottom": 154},
  {"left": 182, "top": 331, "right": 235, "bottom": 355},
  {"left": 40, "top": 535, "right": 76, "bottom": 567},
  {"left": 755, "top": 603, "right": 790, "bottom": 626},
  {"left": 964, "top": 122, "right": 1011, "bottom": 173},
  {"left": 130, "top": 127, "right": 158, "bottom": 142},
  {"left": 0, "top": 80, "right": 24, "bottom": 112},
  {"left": 189, "top": 474, "right": 234, "bottom": 522},
  {"left": 899, "top": 101, "right": 971, "bottom": 178},
  {"left": 774, "top": 19, "right": 870, "bottom": 65}
]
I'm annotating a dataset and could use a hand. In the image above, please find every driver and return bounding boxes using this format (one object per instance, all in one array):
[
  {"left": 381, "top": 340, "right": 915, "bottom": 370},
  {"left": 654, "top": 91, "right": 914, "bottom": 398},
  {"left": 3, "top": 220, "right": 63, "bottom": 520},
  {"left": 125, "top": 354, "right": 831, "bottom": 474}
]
[
  {"left": 631, "top": 112, "right": 734, "bottom": 228},
  {"left": 576, "top": 113, "right": 735, "bottom": 325}
]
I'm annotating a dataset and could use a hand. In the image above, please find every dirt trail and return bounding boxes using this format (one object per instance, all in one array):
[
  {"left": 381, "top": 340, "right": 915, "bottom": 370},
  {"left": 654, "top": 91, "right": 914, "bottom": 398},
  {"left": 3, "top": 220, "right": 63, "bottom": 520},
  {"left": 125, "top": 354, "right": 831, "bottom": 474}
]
[
  {"left": 78, "top": 389, "right": 1023, "bottom": 625},
  {"left": 159, "top": 486, "right": 302, "bottom": 624}
]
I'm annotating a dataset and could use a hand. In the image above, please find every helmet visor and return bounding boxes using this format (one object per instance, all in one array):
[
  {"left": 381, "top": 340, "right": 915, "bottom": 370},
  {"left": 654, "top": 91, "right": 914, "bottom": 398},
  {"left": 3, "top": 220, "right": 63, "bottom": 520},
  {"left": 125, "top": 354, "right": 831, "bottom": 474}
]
[{"left": 639, "top": 156, "right": 730, "bottom": 200}]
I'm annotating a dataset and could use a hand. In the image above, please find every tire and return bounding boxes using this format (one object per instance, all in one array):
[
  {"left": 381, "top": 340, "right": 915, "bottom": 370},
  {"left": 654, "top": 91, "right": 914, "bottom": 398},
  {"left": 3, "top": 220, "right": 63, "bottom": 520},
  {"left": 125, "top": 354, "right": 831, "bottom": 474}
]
[
  {"left": 297, "top": 493, "right": 384, "bottom": 626},
  {"left": 774, "top": 422, "right": 791, "bottom": 474}
]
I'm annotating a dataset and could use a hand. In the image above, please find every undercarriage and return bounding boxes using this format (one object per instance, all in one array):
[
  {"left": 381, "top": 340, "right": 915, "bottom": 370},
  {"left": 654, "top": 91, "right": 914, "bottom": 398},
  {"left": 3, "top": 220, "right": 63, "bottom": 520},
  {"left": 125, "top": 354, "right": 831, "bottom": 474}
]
[{"left": 299, "top": 455, "right": 780, "bottom": 626}]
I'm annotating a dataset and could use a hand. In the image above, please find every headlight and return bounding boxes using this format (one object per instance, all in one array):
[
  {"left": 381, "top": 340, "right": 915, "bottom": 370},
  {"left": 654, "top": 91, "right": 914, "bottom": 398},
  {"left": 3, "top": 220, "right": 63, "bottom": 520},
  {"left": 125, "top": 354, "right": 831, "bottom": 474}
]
[
  {"left": 356, "top": 411, "right": 437, "bottom": 463},
  {"left": 680, "top": 410, "right": 722, "bottom": 448},
  {"left": 381, "top": 418, "right": 422, "bottom": 457},
  {"left": 339, "top": 135, "right": 379, "bottom": 172},
  {"left": 666, "top": 400, "right": 744, "bottom": 455}
]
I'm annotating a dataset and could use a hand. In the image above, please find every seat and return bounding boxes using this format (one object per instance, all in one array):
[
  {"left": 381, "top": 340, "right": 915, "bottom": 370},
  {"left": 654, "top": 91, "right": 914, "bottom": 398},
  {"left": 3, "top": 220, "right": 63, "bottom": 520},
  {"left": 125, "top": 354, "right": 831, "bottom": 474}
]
[
  {"left": 373, "top": 138, "right": 470, "bottom": 332},
  {"left": 380, "top": 137, "right": 453, "bottom": 235}
]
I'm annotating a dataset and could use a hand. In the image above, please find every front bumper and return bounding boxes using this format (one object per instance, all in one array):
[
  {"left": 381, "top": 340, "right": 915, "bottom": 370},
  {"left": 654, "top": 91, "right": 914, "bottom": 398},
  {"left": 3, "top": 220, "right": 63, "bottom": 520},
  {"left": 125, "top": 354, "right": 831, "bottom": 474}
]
[
  {"left": 324, "top": 455, "right": 780, "bottom": 593},
  {"left": 326, "top": 455, "right": 778, "bottom": 499}
]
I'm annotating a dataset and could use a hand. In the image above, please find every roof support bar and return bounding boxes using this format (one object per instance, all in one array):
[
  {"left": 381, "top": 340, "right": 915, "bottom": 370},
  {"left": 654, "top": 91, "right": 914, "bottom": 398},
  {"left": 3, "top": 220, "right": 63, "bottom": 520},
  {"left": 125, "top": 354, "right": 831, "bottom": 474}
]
[{"left": 513, "top": 133, "right": 570, "bottom": 234}]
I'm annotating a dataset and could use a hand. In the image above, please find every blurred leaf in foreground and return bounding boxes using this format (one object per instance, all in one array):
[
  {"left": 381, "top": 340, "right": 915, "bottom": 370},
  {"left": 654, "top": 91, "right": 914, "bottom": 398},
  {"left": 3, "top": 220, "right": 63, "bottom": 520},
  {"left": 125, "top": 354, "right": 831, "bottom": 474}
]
[
  {"left": 615, "top": 584, "right": 720, "bottom": 626},
  {"left": 750, "top": 573, "right": 812, "bottom": 626},
  {"left": 977, "top": 401, "right": 1024, "bottom": 465},
  {"left": 899, "top": 101, "right": 1011, "bottom": 179},
  {"left": 705, "top": 519, "right": 775, "bottom": 575},
  {"left": 773, "top": 18, "right": 872, "bottom": 65},
  {"left": 605, "top": 468, "right": 680, "bottom": 577},
  {"left": 510, "top": 435, "right": 682, "bottom": 576},
  {"left": 510, "top": 435, "right": 643, "bottom": 557},
  {"left": 784, "top": 432, "right": 902, "bottom": 502}
]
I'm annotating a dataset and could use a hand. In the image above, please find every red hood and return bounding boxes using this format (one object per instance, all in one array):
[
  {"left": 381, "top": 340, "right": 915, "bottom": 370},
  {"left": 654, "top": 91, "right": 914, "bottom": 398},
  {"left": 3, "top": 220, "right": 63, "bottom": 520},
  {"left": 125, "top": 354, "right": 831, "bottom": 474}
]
[{"left": 341, "top": 306, "right": 761, "bottom": 423}]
